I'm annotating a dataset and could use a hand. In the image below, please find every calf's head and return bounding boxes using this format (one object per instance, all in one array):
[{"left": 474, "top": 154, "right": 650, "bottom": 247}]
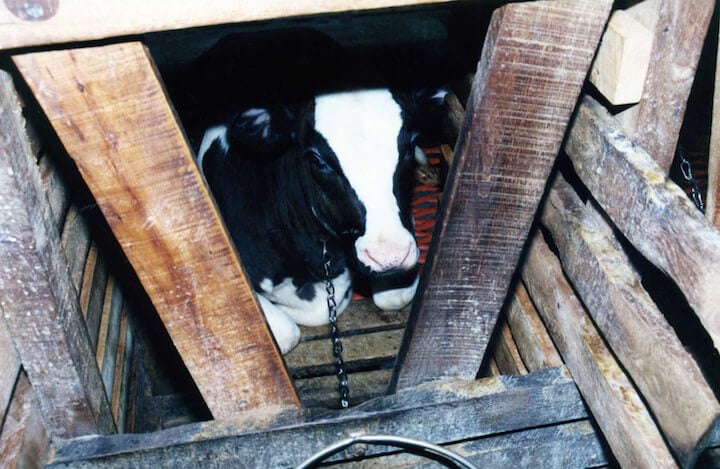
[{"left": 314, "top": 88, "right": 445, "bottom": 275}]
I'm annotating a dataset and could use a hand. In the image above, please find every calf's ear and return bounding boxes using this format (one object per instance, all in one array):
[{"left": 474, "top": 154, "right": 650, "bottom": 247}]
[
  {"left": 228, "top": 104, "right": 311, "bottom": 154},
  {"left": 392, "top": 86, "right": 449, "bottom": 145}
]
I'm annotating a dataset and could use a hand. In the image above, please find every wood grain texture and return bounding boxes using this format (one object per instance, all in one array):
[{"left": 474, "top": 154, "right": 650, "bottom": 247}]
[
  {"left": 709, "top": 21, "right": 720, "bottom": 227},
  {"left": 541, "top": 175, "right": 719, "bottom": 466},
  {"left": 390, "top": 0, "right": 612, "bottom": 390},
  {"left": 621, "top": 0, "right": 715, "bottom": 172},
  {"left": 13, "top": 42, "right": 299, "bottom": 418},
  {"left": 0, "top": 0, "right": 458, "bottom": 50},
  {"left": 565, "top": 96, "right": 720, "bottom": 352},
  {"left": 492, "top": 319, "right": 527, "bottom": 376},
  {"left": 80, "top": 245, "right": 109, "bottom": 350},
  {"left": 48, "top": 367, "right": 593, "bottom": 468},
  {"left": 0, "top": 373, "right": 50, "bottom": 469},
  {"left": 0, "top": 70, "right": 115, "bottom": 437},
  {"left": 522, "top": 232, "right": 676, "bottom": 469},
  {"left": 0, "top": 312, "right": 20, "bottom": 425},
  {"left": 505, "top": 282, "right": 562, "bottom": 372},
  {"left": 38, "top": 153, "right": 70, "bottom": 230}
]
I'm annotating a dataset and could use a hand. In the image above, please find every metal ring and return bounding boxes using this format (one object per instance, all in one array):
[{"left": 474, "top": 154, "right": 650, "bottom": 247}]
[{"left": 296, "top": 434, "right": 479, "bottom": 468}]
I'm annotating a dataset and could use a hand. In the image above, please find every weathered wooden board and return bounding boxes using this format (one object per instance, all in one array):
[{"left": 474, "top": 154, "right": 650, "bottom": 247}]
[
  {"left": 391, "top": 0, "right": 612, "bottom": 390},
  {"left": 14, "top": 42, "right": 300, "bottom": 418},
  {"left": 80, "top": 244, "right": 109, "bottom": 350},
  {"left": 59, "top": 205, "right": 91, "bottom": 292},
  {"left": 542, "top": 175, "right": 719, "bottom": 466},
  {"left": 297, "top": 299, "right": 408, "bottom": 341},
  {"left": 492, "top": 318, "right": 527, "bottom": 376},
  {"left": 523, "top": 231, "right": 676, "bottom": 468},
  {"left": 0, "top": 70, "right": 115, "bottom": 438},
  {"left": 505, "top": 282, "right": 562, "bottom": 373},
  {"left": 0, "top": 373, "right": 50, "bottom": 469},
  {"left": 48, "top": 367, "right": 598, "bottom": 468},
  {"left": 38, "top": 153, "right": 70, "bottom": 229},
  {"left": 0, "top": 313, "right": 20, "bottom": 425},
  {"left": 98, "top": 287, "right": 124, "bottom": 396},
  {"left": 565, "top": 97, "right": 720, "bottom": 351},
  {"left": 0, "top": 0, "right": 460, "bottom": 50},
  {"left": 294, "top": 369, "right": 393, "bottom": 408},
  {"left": 709, "top": 21, "right": 720, "bottom": 228},
  {"left": 620, "top": 0, "right": 715, "bottom": 172}
]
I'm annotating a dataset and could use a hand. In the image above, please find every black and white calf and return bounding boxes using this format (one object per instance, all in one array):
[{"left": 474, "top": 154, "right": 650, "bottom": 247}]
[{"left": 196, "top": 88, "right": 444, "bottom": 353}]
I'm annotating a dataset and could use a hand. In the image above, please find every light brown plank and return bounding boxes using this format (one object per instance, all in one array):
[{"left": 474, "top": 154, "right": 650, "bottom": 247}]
[
  {"left": 542, "top": 175, "right": 719, "bottom": 467},
  {"left": 0, "top": 70, "right": 114, "bottom": 437},
  {"left": 708, "top": 19, "right": 720, "bottom": 227},
  {"left": 14, "top": 43, "right": 299, "bottom": 418},
  {"left": 523, "top": 232, "right": 676, "bottom": 469},
  {"left": 0, "top": 0, "right": 458, "bottom": 51},
  {"left": 620, "top": 0, "right": 715, "bottom": 172},
  {"left": 391, "top": 0, "right": 613, "bottom": 390},
  {"left": 0, "top": 373, "right": 50, "bottom": 469},
  {"left": 492, "top": 319, "right": 527, "bottom": 376},
  {"left": 81, "top": 245, "right": 110, "bottom": 350},
  {"left": 98, "top": 288, "right": 124, "bottom": 395},
  {"left": 565, "top": 96, "right": 720, "bottom": 352},
  {"left": 505, "top": 282, "right": 562, "bottom": 372}
]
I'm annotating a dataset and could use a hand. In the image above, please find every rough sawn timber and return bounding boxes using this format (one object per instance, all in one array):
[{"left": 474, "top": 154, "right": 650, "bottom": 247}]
[
  {"left": 390, "top": 0, "right": 612, "bottom": 390},
  {"left": 565, "top": 96, "right": 720, "bottom": 353},
  {"left": 542, "top": 175, "right": 719, "bottom": 467},
  {"left": 13, "top": 42, "right": 300, "bottom": 419},
  {"left": 0, "top": 70, "right": 115, "bottom": 438},
  {"left": 46, "top": 367, "right": 607, "bottom": 468},
  {"left": 522, "top": 232, "right": 676, "bottom": 468}
]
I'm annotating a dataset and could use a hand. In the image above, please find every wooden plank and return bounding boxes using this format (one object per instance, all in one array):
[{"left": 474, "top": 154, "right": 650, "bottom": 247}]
[
  {"left": 620, "top": 0, "right": 715, "bottom": 172},
  {"left": 297, "top": 299, "right": 408, "bottom": 341},
  {"left": 294, "top": 369, "right": 392, "bottom": 408},
  {"left": 541, "top": 175, "right": 720, "bottom": 467},
  {"left": 589, "top": 9, "right": 653, "bottom": 106},
  {"left": 38, "top": 153, "right": 70, "bottom": 230},
  {"left": 286, "top": 329, "right": 403, "bottom": 378},
  {"left": 48, "top": 367, "right": 592, "bottom": 468},
  {"left": 0, "top": 0, "right": 459, "bottom": 51},
  {"left": 0, "top": 313, "right": 20, "bottom": 425},
  {"left": 81, "top": 245, "right": 110, "bottom": 350},
  {"left": 95, "top": 276, "right": 121, "bottom": 367},
  {"left": 390, "top": 0, "right": 613, "bottom": 390},
  {"left": 13, "top": 42, "right": 299, "bottom": 418},
  {"left": 59, "top": 205, "right": 91, "bottom": 292},
  {"left": 0, "top": 70, "right": 114, "bottom": 437},
  {"left": 340, "top": 421, "right": 606, "bottom": 468},
  {"left": 0, "top": 373, "right": 50, "bottom": 469},
  {"left": 505, "top": 282, "right": 562, "bottom": 372},
  {"left": 492, "top": 318, "right": 527, "bottom": 376},
  {"left": 99, "top": 289, "right": 124, "bottom": 395},
  {"left": 522, "top": 232, "right": 676, "bottom": 468},
  {"left": 565, "top": 96, "right": 720, "bottom": 351},
  {"left": 709, "top": 20, "right": 720, "bottom": 227}
]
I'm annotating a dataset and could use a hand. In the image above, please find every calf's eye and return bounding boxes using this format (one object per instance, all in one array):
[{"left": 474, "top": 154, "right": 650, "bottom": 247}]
[{"left": 307, "top": 148, "right": 334, "bottom": 173}]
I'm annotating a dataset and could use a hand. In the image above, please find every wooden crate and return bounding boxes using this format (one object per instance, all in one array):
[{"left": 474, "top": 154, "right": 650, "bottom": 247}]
[{"left": 1, "top": 1, "right": 720, "bottom": 467}]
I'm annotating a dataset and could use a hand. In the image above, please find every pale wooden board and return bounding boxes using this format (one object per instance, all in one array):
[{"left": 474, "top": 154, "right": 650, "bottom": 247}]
[
  {"left": 0, "top": 70, "right": 115, "bottom": 438},
  {"left": 620, "top": 0, "right": 715, "bottom": 172},
  {"left": 542, "top": 174, "right": 720, "bottom": 466},
  {"left": 298, "top": 298, "right": 408, "bottom": 341},
  {"left": 0, "top": 373, "right": 50, "bottom": 469},
  {"left": 0, "top": 0, "right": 458, "bottom": 50},
  {"left": 13, "top": 43, "right": 299, "bottom": 418},
  {"left": 391, "top": 0, "right": 613, "bottom": 390},
  {"left": 505, "top": 282, "right": 562, "bottom": 372},
  {"left": 565, "top": 97, "right": 720, "bottom": 353},
  {"left": 492, "top": 318, "right": 527, "bottom": 376},
  {"left": 523, "top": 232, "right": 676, "bottom": 468}
]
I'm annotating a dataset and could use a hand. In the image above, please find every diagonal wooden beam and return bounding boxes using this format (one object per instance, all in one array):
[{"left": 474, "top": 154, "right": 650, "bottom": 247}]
[
  {"left": 13, "top": 42, "right": 300, "bottom": 419},
  {"left": 619, "top": 0, "right": 715, "bottom": 172},
  {"left": 389, "top": 0, "right": 612, "bottom": 391},
  {"left": 0, "top": 70, "right": 115, "bottom": 437}
]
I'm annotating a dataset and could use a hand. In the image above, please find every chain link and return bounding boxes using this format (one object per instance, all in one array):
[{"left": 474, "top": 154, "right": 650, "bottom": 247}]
[
  {"left": 322, "top": 241, "right": 349, "bottom": 408},
  {"left": 677, "top": 145, "right": 705, "bottom": 213}
]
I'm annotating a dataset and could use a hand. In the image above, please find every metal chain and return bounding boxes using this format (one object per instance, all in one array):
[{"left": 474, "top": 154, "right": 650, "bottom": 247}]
[
  {"left": 677, "top": 145, "right": 705, "bottom": 213},
  {"left": 322, "top": 241, "right": 349, "bottom": 408}
]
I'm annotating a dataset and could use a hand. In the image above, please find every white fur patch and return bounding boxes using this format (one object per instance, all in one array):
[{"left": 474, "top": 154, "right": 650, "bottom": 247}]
[
  {"left": 259, "top": 269, "right": 353, "bottom": 327},
  {"left": 371, "top": 274, "right": 419, "bottom": 311},
  {"left": 256, "top": 294, "right": 300, "bottom": 354},
  {"left": 315, "top": 89, "right": 418, "bottom": 272},
  {"left": 197, "top": 125, "right": 229, "bottom": 172}
]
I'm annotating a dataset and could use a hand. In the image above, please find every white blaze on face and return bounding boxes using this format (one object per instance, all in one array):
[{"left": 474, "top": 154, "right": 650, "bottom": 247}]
[{"left": 315, "top": 89, "right": 419, "bottom": 273}]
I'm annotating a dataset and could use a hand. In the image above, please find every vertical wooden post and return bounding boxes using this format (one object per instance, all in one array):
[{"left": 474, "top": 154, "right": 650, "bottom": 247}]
[
  {"left": 0, "top": 71, "right": 115, "bottom": 437},
  {"left": 14, "top": 42, "right": 300, "bottom": 419},
  {"left": 390, "top": 0, "right": 612, "bottom": 390}
]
